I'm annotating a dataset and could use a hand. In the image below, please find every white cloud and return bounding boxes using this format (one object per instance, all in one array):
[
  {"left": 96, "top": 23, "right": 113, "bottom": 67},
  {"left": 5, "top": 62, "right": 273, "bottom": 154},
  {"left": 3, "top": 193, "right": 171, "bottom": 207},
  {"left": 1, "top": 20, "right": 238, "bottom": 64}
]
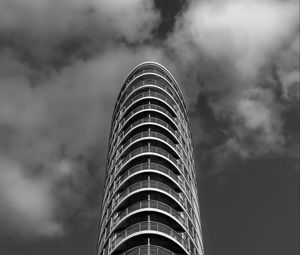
[
  {"left": 170, "top": 0, "right": 299, "bottom": 80},
  {"left": 0, "top": 44, "right": 167, "bottom": 237},
  {"left": 0, "top": 0, "right": 160, "bottom": 44},
  {"left": 235, "top": 94, "right": 284, "bottom": 151},
  {"left": 0, "top": 0, "right": 164, "bottom": 238},
  {"left": 168, "top": 0, "right": 299, "bottom": 157},
  {"left": 0, "top": 157, "right": 63, "bottom": 237}
]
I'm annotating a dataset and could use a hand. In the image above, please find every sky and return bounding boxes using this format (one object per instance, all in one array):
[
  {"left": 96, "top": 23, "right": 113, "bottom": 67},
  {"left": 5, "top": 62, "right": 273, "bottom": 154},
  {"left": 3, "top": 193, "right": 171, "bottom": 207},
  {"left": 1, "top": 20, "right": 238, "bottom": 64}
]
[{"left": 0, "top": 0, "right": 298, "bottom": 254}]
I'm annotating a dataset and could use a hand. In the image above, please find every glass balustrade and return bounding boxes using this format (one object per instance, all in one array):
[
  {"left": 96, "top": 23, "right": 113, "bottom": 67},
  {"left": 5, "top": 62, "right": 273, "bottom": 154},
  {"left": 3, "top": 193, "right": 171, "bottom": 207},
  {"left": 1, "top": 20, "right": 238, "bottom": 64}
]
[
  {"left": 114, "top": 180, "right": 184, "bottom": 209},
  {"left": 105, "top": 146, "right": 191, "bottom": 208},
  {"left": 110, "top": 117, "right": 176, "bottom": 156},
  {"left": 116, "top": 73, "right": 185, "bottom": 117},
  {"left": 119, "top": 131, "right": 178, "bottom": 155},
  {"left": 120, "top": 245, "right": 177, "bottom": 255},
  {"left": 110, "top": 221, "right": 189, "bottom": 253},
  {"left": 122, "top": 91, "right": 178, "bottom": 119},
  {"left": 112, "top": 200, "right": 187, "bottom": 229},
  {"left": 118, "top": 146, "right": 179, "bottom": 170},
  {"left": 112, "top": 78, "right": 187, "bottom": 133},
  {"left": 117, "top": 163, "right": 183, "bottom": 190}
]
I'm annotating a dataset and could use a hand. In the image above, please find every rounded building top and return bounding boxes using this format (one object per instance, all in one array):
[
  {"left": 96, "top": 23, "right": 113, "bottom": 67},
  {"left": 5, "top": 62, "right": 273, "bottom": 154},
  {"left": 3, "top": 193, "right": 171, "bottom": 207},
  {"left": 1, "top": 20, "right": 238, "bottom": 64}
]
[
  {"left": 125, "top": 61, "right": 183, "bottom": 96},
  {"left": 113, "top": 61, "right": 189, "bottom": 121}
]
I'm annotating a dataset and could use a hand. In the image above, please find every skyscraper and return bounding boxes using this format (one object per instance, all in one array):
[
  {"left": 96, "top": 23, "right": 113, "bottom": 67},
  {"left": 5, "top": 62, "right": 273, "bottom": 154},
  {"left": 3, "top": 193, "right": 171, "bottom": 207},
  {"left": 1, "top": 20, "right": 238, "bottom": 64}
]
[{"left": 97, "top": 62, "right": 204, "bottom": 255}]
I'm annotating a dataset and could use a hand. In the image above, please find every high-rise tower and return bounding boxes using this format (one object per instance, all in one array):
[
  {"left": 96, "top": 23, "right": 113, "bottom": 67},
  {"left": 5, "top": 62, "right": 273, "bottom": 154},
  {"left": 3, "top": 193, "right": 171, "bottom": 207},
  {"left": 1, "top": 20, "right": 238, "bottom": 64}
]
[{"left": 97, "top": 62, "right": 204, "bottom": 255}]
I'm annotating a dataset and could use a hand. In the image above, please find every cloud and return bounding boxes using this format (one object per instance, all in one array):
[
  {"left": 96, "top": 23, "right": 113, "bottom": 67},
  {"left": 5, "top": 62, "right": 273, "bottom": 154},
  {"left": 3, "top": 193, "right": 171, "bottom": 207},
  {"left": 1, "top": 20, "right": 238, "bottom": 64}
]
[
  {"left": 167, "top": 0, "right": 299, "bottom": 163},
  {"left": 0, "top": 42, "right": 168, "bottom": 237},
  {"left": 0, "top": 0, "right": 164, "bottom": 238},
  {"left": 0, "top": 157, "right": 63, "bottom": 237},
  {"left": 0, "top": 0, "right": 298, "bottom": 240},
  {"left": 234, "top": 91, "right": 285, "bottom": 153},
  {"left": 0, "top": 0, "right": 159, "bottom": 42},
  {"left": 0, "top": 0, "right": 160, "bottom": 69},
  {"left": 170, "top": 0, "right": 299, "bottom": 79}
]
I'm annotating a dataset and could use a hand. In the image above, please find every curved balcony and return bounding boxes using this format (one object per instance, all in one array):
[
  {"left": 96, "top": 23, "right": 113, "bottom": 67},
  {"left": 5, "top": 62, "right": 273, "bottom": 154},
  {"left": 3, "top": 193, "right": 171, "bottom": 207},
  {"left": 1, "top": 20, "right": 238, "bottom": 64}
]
[
  {"left": 104, "top": 147, "right": 186, "bottom": 211},
  {"left": 107, "top": 116, "right": 191, "bottom": 173},
  {"left": 108, "top": 200, "right": 199, "bottom": 252},
  {"left": 105, "top": 146, "right": 188, "bottom": 204},
  {"left": 113, "top": 179, "right": 185, "bottom": 212},
  {"left": 115, "top": 62, "right": 189, "bottom": 111},
  {"left": 114, "top": 75, "right": 186, "bottom": 122},
  {"left": 112, "top": 200, "right": 187, "bottom": 229},
  {"left": 120, "top": 245, "right": 176, "bottom": 255},
  {"left": 111, "top": 78, "right": 189, "bottom": 135},
  {"left": 112, "top": 142, "right": 191, "bottom": 191},
  {"left": 109, "top": 221, "right": 190, "bottom": 255},
  {"left": 110, "top": 141, "right": 192, "bottom": 193},
  {"left": 121, "top": 104, "right": 179, "bottom": 133},
  {"left": 118, "top": 131, "right": 180, "bottom": 161},
  {"left": 120, "top": 91, "right": 180, "bottom": 125},
  {"left": 116, "top": 163, "right": 184, "bottom": 193},
  {"left": 107, "top": 178, "right": 194, "bottom": 232},
  {"left": 127, "top": 67, "right": 178, "bottom": 93},
  {"left": 101, "top": 163, "right": 193, "bottom": 224},
  {"left": 103, "top": 163, "right": 194, "bottom": 223},
  {"left": 117, "top": 146, "right": 181, "bottom": 176},
  {"left": 108, "top": 116, "right": 184, "bottom": 164},
  {"left": 114, "top": 92, "right": 189, "bottom": 151},
  {"left": 103, "top": 149, "right": 194, "bottom": 220},
  {"left": 100, "top": 201, "right": 192, "bottom": 252}
]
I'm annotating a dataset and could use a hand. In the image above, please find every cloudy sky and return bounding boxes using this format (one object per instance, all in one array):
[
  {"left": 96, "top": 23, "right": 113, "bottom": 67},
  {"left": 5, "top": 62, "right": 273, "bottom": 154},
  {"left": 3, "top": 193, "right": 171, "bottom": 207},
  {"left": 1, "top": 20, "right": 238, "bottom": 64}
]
[{"left": 0, "top": 0, "right": 298, "bottom": 254}]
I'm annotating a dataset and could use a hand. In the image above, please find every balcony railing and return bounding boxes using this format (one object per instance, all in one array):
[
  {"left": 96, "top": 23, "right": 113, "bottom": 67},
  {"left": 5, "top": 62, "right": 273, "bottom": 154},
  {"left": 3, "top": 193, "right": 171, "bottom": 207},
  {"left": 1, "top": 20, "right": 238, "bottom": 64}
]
[
  {"left": 103, "top": 147, "right": 194, "bottom": 221},
  {"left": 118, "top": 146, "right": 179, "bottom": 171},
  {"left": 114, "top": 179, "right": 184, "bottom": 211},
  {"left": 122, "top": 104, "right": 177, "bottom": 128},
  {"left": 117, "top": 162, "right": 183, "bottom": 191},
  {"left": 123, "top": 116, "right": 177, "bottom": 138},
  {"left": 110, "top": 116, "right": 177, "bottom": 155},
  {"left": 112, "top": 200, "right": 187, "bottom": 229},
  {"left": 119, "top": 131, "right": 178, "bottom": 157},
  {"left": 109, "top": 221, "right": 190, "bottom": 254},
  {"left": 107, "top": 116, "right": 183, "bottom": 172},
  {"left": 112, "top": 78, "right": 187, "bottom": 134},
  {"left": 122, "top": 91, "right": 179, "bottom": 123},
  {"left": 117, "top": 72, "right": 185, "bottom": 115},
  {"left": 120, "top": 245, "right": 177, "bottom": 255},
  {"left": 106, "top": 146, "right": 188, "bottom": 204},
  {"left": 102, "top": 162, "right": 193, "bottom": 224}
]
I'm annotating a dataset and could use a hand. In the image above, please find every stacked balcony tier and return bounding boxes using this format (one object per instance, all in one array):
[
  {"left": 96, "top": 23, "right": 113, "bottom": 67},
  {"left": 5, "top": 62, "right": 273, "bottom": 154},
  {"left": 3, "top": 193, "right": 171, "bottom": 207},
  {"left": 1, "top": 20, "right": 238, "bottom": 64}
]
[{"left": 97, "top": 62, "right": 204, "bottom": 255}]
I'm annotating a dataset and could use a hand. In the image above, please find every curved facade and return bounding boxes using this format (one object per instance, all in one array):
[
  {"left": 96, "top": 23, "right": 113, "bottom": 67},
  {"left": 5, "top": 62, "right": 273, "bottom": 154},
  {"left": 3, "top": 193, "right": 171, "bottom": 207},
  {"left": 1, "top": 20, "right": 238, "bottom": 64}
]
[{"left": 97, "top": 62, "right": 204, "bottom": 255}]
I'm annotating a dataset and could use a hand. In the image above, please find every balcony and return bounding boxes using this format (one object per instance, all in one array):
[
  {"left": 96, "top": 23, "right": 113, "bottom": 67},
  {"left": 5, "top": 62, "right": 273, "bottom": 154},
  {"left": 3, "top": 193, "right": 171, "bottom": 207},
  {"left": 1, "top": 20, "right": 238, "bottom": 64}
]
[
  {"left": 119, "top": 131, "right": 179, "bottom": 158},
  {"left": 116, "top": 72, "right": 185, "bottom": 117},
  {"left": 105, "top": 146, "right": 189, "bottom": 205},
  {"left": 112, "top": 200, "right": 187, "bottom": 230},
  {"left": 117, "top": 146, "right": 181, "bottom": 174},
  {"left": 112, "top": 77, "right": 188, "bottom": 135},
  {"left": 108, "top": 221, "right": 190, "bottom": 255},
  {"left": 120, "top": 245, "right": 177, "bottom": 255},
  {"left": 121, "top": 91, "right": 180, "bottom": 124},
  {"left": 116, "top": 163, "right": 184, "bottom": 193},
  {"left": 108, "top": 116, "right": 180, "bottom": 161},
  {"left": 122, "top": 104, "right": 178, "bottom": 131},
  {"left": 112, "top": 180, "right": 186, "bottom": 216}
]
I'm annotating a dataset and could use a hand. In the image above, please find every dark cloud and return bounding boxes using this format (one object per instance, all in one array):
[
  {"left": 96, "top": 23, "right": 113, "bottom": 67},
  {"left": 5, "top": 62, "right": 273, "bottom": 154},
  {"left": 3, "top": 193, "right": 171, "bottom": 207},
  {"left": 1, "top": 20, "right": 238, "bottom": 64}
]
[
  {"left": 167, "top": 0, "right": 299, "bottom": 168},
  {"left": 0, "top": 0, "right": 164, "bottom": 238}
]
